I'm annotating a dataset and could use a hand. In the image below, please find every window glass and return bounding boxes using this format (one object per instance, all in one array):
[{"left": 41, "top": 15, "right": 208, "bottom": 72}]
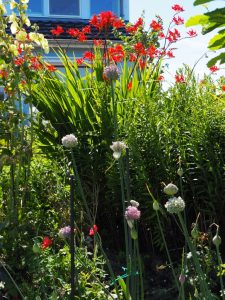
[
  {"left": 27, "top": 0, "right": 43, "bottom": 14},
  {"left": 49, "top": 0, "right": 79, "bottom": 15},
  {"left": 91, "top": 0, "right": 119, "bottom": 15}
]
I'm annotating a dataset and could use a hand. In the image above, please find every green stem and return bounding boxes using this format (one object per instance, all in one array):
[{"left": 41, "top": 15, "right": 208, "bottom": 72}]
[
  {"left": 110, "top": 80, "right": 117, "bottom": 138},
  {"left": 156, "top": 211, "right": 180, "bottom": 291},
  {"left": 216, "top": 245, "right": 225, "bottom": 300},
  {"left": 135, "top": 229, "right": 144, "bottom": 300},
  {"left": 178, "top": 213, "right": 212, "bottom": 299}
]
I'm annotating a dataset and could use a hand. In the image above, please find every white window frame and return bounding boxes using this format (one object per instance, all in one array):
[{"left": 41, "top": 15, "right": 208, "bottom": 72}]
[{"left": 27, "top": 0, "right": 81, "bottom": 18}]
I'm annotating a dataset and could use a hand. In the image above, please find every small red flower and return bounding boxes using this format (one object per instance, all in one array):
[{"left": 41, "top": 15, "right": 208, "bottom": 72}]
[
  {"left": 82, "top": 25, "right": 91, "bottom": 34},
  {"left": 129, "top": 53, "right": 137, "bottom": 62},
  {"left": 83, "top": 51, "right": 95, "bottom": 61},
  {"left": 172, "top": 4, "right": 184, "bottom": 12},
  {"left": 76, "top": 58, "right": 84, "bottom": 65},
  {"left": 67, "top": 28, "right": 80, "bottom": 37},
  {"left": 93, "top": 39, "right": 103, "bottom": 47},
  {"left": 41, "top": 236, "right": 53, "bottom": 250},
  {"left": 14, "top": 57, "right": 25, "bottom": 66},
  {"left": 209, "top": 65, "right": 219, "bottom": 73},
  {"left": 126, "top": 17, "right": 143, "bottom": 34},
  {"left": 150, "top": 20, "right": 163, "bottom": 31},
  {"left": 167, "top": 29, "right": 180, "bottom": 43},
  {"left": 187, "top": 29, "right": 197, "bottom": 37},
  {"left": 221, "top": 85, "right": 225, "bottom": 91},
  {"left": 158, "top": 75, "right": 164, "bottom": 81},
  {"left": 128, "top": 81, "right": 132, "bottom": 90},
  {"left": 147, "top": 45, "right": 157, "bottom": 58},
  {"left": 134, "top": 42, "right": 146, "bottom": 55},
  {"left": 89, "top": 224, "right": 98, "bottom": 236},
  {"left": 139, "top": 59, "right": 146, "bottom": 70},
  {"left": 167, "top": 50, "right": 175, "bottom": 58},
  {"left": 51, "top": 25, "right": 64, "bottom": 36},
  {"left": 175, "top": 74, "right": 185, "bottom": 83},
  {"left": 173, "top": 16, "right": 184, "bottom": 25},
  {"left": 46, "top": 64, "right": 57, "bottom": 72},
  {"left": 158, "top": 32, "right": 165, "bottom": 39},
  {"left": 113, "top": 19, "right": 124, "bottom": 29}
]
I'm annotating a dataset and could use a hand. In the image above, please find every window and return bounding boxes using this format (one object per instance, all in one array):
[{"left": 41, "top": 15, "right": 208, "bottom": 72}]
[
  {"left": 27, "top": 0, "right": 43, "bottom": 15},
  {"left": 49, "top": 0, "right": 79, "bottom": 16},
  {"left": 27, "top": 0, "right": 80, "bottom": 16},
  {"left": 90, "top": 0, "right": 120, "bottom": 15}
]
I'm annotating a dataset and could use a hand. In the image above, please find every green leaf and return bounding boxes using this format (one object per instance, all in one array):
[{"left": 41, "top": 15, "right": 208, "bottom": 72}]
[
  {"left": 194, "top": 0, "right": 214, "bottom": 5},
  {"left": 207, "top": 53, "right": 225, "bottom": 67},
  {"left": 185, "top": 15, "right": 209, "bottom": 27},
  {"left": 208, "top": 32, "right": 225, "bottom": 50},
  {"left": 118, "top": 278, "right": 131, "bottom": 300}
]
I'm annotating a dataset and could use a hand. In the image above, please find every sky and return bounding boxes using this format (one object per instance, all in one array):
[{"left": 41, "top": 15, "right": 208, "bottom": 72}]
[{"left": 129, "top": 0, "right": 224, "bottom": 82}]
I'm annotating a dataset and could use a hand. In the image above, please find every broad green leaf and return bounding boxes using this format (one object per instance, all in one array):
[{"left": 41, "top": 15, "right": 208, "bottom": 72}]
[
  {"left": 207, "top": 53, "right": 225, "bottom": 67},
  {"left": 185, "top": 15, "right": 209, "bottom": 27},
  {"left": 208, "top": 33, "right": 225, "bottom": 49},
  {"left": 194, "top": 0, "right": 214, "bottom": 5}
]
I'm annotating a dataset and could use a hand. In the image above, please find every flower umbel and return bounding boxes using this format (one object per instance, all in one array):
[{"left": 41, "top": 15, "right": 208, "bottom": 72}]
[
  {"left": 110, "top": 141, "right": 127, "bottom": 160},
  {"left": 58, "top": 226, "right": 71, "bottom": 239},
  {"left": 61, "top": 134, "right": 78, "bottom": 148},
  {"left": 89, "top": 224, "right": 98, "bottom": 236},
  {"left": 125, "top": 206, "right": 141, "bottom": 221},
  {"left": 165, "top": 196, "right": 185, "bottom": 214},
  {"left": 103, "top": 64, "right": 120, "bottom": 81}
]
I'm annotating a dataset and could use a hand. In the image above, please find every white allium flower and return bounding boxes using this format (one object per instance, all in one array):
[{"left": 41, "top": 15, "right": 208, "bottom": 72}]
[
  {"left": 163, "top": 183, "right": 178, "bottom": 196},
  {"left": 165, "top": 196, "right": 185, "bottom": 214},
  {"left": 110, "top": 141, "right": 127, "bottom": 160},
  {"left": 130, "top": 200, "right": 139, "bottom": 207},
  {"left": 62, "top": 134, "right": 78, "bottom": 148},
  {"left": 177, "top": 168, "right": 184, "bottom": 177}
]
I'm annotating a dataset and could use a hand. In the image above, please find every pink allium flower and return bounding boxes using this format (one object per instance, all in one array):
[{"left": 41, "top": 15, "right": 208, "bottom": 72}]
[{"left": 125, "top": 206, "right": 141, "bottom": 220}]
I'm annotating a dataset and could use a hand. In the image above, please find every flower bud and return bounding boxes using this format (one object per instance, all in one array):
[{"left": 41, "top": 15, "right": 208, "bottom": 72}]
[
  {"left": 32, "top": 241, "right": 41, "bottom": 254},
  {"left": 179, "top": 274, "right": 186, "bottom": 285},
  {"left": 191, "top": 224, "right": 199, "bottom": 239},
  {"left": 153, "top": 201, "right": 160, "bottom": 211},
  {"left": 163, "top": 183, "right": 178, "bottom": 196},
  {"left": 177, "top": 168, "right": 183, "bottom": 177},
  {"left": 213, "top": 233, "right": 221, "bottom": 247}
]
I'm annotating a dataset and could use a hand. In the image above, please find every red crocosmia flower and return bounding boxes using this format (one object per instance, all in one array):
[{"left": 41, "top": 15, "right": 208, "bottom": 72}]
[
  {"left": 0, "top": 70, "right": 8, "bottom": 78},
  {"left": 77, "top": 33, "right": 87, "bottom": 42},
  {"left": 158, "top": 75, "right": 164, "bottom": 81},
  {"left": 14, "top": 57, "right": 25, "bottom": 66},
  {"left": 67, "top": 28, "right": 80, "bottom": 37},
  {"left": 89, "top": 224, "right": 98, "bottom": 236},
  {"left": 167, "top": 28, "right": 180, "bottom": 43},
  {"left": 158, "top": 32, "right": 165, "bottom": 39},
  {"left": 172, "top": 4, "right": 184, "bottom": 12},
  {"left": 113, "top": 19, "right": 124, "bottom": 29},
  {"left": 173, "top": 16, "right": 184, "bottom": 25},
  {"left": 147, "top": 45, "right": 157, "bottom": 58},
  {"left": 82, "top": 25, "right": 91, "bottom": 34},
  {"left": 139, "top": 59, "right": 146, "bottom": 70},
  {"left": 90, "top": 11, "right": 115, "bottom": 32},
  {"left": 93, "top": 39, "right": 103, "bottom": 46},
  {"left": 150, "top": 20, "right": 163, "bottom": 31},
  {"left": 167, "top": 50, "right": 175, "bottom": 58},
  {"left": 134, "top": 42, "right": 146, "bottom": 55},
  {"left": 83, "top": 51, "right": 95, "bottom": 61},
  {"left": 46, "top": 64, "right": 57, "bottom": 72},
  {"left": 126, "top": 17, "right": 143, "bottom": 34},
  {"left": 187, "top": 29, "right": 197, "bottom": 37},
  {"left": 128, "top": 81, "right": 132, "bottom": 90},
  {"left": 76, "top": 58, "right": 84, "bottom": 65},
  {"left": 51, "top": 25, "right": 64, "bottom": 36},
  {"left": 221, "top": 85, "right": 225, "bottom": 91},
  {"left": 41, "top": 236, "right": 53, "bottom": 250},
  {"left": 209, "top": 65, "right": 219, "bottom": 73},
  {"left": 18, "top": 44, "right": 23, "bottom": 55},
  {"left": 175, "top": 74, "right": 185, "bottom": 83},
  {"left": 108, "top": 44, "right": 125, "bottom": 63},
  {"left": 129, "top": 53, "right": 137, "bottom": 62}
]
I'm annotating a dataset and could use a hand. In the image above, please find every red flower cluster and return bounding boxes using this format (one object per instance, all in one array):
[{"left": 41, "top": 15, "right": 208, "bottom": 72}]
[
  {"left": 172, "top": 4, "right": 184, "bottom": 12},
  {"left": 134, "top": 42, "right": 146, "bottom": 55},
  {"left": 150, "top": 20, "right": 163, "bottom": 31},
  {"left": 90, "top": 11, "right": 124, "bottom": 31},
  {"left": 107, "top": 44, "right": 125, "bottom": 62},
  {"left": 173, "top": 16, "right": 184, "bottom": 25},
  {"left": 46, "top": 64, "right": 57, "bottom": 72},
  {"left": 175, "top": 74, "right": 185, "bottom": 83},
  {"left": 83, "top": 51, "right": 95, "bottom": 61},
  {"left": 42, "top": 236, "right": 53, "bottom": 250},
  {"left": 209, "top": 65, "right": 219, "bottom": 73},
  {"left": 167, "top": 28, "right": 180, "bottom": 43},
  {"left": 89, "top": 224, "right": 98, "bottom": 236},
  {"left": 0, "top": 70, "right": 8, "bottom": 78},
  {"left": 76, "top": 58, "right": 84, "bottom": 65},
  {"left": 126, "top": 17, "right": 143, "bottom": 34},
  {"left": 51, "top": 25, "right": 64, "bottom": 36},
  {"left": 147, "top": 45, "right": 158, "bottom": 58},
  {"left": 67, "top": 25, "right": 91, "bottom": 42},
  {"left": 14, "top": 56, "right": 25, "bottom": 67}
]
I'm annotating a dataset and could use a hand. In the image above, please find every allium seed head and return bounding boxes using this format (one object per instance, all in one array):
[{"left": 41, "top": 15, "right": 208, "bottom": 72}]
[
  {"left": 61, "top": 134, "right": 78, "bottom": 148},
  {"left": 125, "top": 206, "right": 141, "bottom": 220},
  {"left": 58, "top": 226, "right": 71, "bottom": 239},
  {"left": 130, "top": 200, "right": 139, "bottom": 207},
  {"left": 110, "top": 141, "right": 127, "bottom": 160},
  {"left": 103, "top": 64, "right": 120, "bottom": 80},
  {"left": 165, "top": 196, "right": 185, "bottom": 214}
]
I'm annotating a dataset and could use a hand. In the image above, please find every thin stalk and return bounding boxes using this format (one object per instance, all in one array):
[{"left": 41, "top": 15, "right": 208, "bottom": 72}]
[
  {"left": 70, "top": 151, "right": 92, "bottom": 226},
  {"left": 156, "top": 211, "right": 180, "bottom": 291},
  {"left": 118, "top": 158, "right": 130, "bottom": 298},
  {"left": 135, "top": 229, "right": 144, "bottom": 300},
  {"left": 178, "top": 213, "right": 212, "bottom": 299},
  {"left": 215, "top": 245, "right": 225, "bottom": 300},
  {"left": 70, "top": 174, "right": 75, "bottom": 299},
  {"left": 0, "top": 260, "right": 25, "bottom": 299},
  {"left": 110, "top": 80, "right": 117, "bottom": 138}
]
